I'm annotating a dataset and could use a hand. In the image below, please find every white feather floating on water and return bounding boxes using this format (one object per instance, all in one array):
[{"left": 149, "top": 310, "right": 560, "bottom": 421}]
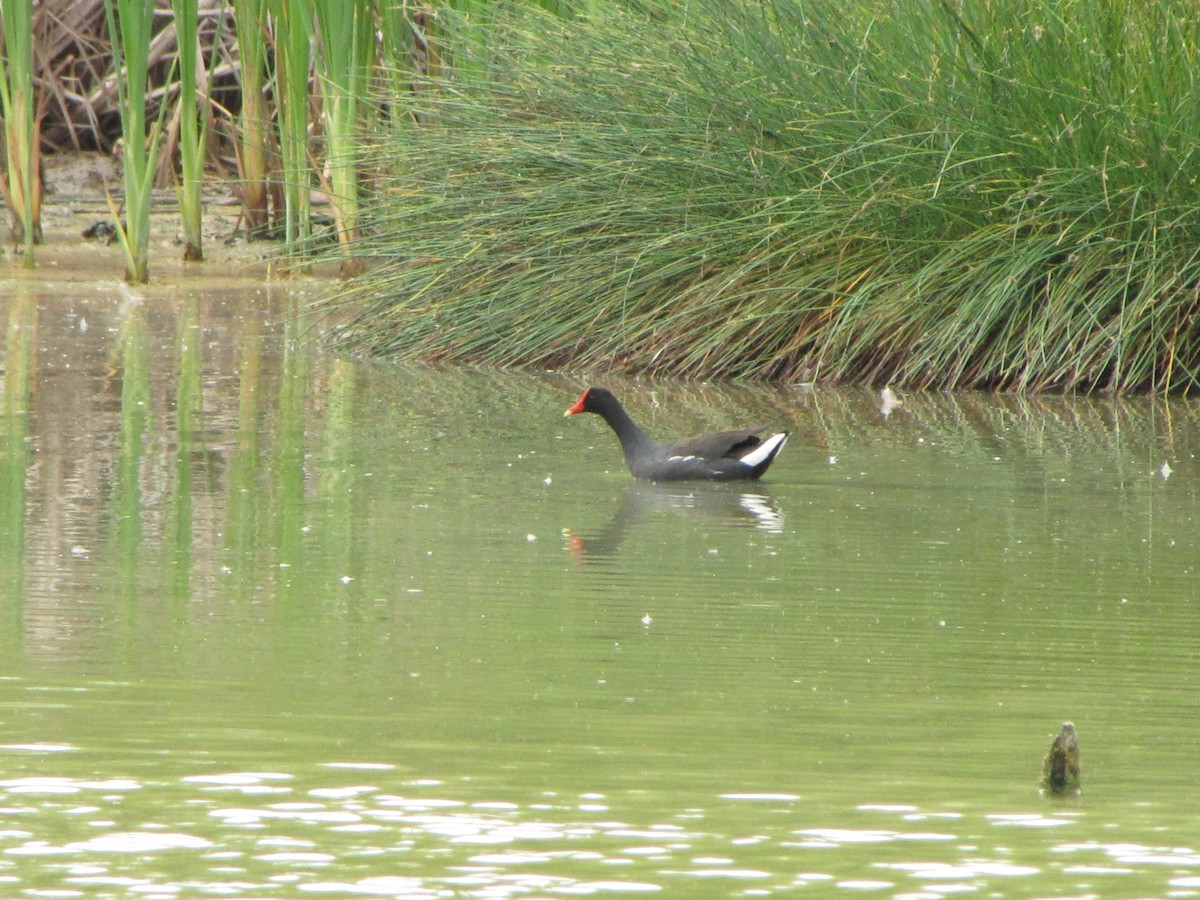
[{"left": 880, "top": 386, "right": 902, "bottom": 418}]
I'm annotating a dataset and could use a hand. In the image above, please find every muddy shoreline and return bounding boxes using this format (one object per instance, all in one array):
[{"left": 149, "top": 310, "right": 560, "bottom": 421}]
[{"left": 3, "top": 152, "right": 333, "bottom": 286}]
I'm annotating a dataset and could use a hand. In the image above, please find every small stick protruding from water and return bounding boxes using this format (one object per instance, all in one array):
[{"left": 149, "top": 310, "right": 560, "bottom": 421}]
[{"left": 1042, "top": 721, "right": 1081, "bottom": 795}]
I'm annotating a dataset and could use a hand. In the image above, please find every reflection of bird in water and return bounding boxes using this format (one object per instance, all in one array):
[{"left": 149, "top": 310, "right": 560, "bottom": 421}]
[
  {"left": 563, "top": 482, "right": 785, "bottom": 564},
  {"left": 736, "top": 493, "right": 784, "bottom": 532},
  {"left": 1042, "top": 722, "right": 1081, "bottom": 795}
]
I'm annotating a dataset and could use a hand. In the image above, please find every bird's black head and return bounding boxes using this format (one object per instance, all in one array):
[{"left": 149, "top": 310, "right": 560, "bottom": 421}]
[{"left": 565, "top": 386, "right": 617, "bottom": 417}]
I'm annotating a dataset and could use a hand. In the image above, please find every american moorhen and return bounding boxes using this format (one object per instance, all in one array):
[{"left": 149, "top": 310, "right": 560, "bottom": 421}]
[{"left": 564, "top": 387, "right": 788, "bottom": 481}]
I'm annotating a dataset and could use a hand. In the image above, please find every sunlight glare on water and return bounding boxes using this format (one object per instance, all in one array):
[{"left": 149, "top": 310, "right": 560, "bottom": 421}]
[{"left": 0, "top": 274, "right": 1197, "bottom": 898}]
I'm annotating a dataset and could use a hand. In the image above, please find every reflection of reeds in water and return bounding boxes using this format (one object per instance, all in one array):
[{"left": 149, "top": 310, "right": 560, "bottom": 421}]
[
  {"left": 224, "top": 291, "right": 263, "bottom": 581},
  {"left": 3, "top": 288, "right": 35, "bottom": 419},
  {"left": 830, "top": 389, "right": 1198, "bottom": 472},
  {"left": 114, "top": 291, "right": 149, "bottom": 588},
  {"left": 4, "top": 284, "right": 1200, "bottom": 653},
  {"left": 168, "top": 295, "right": 201, "bottom": 587},
  {"left": 0, "top": 288, "right": 35, "bottom": 645}
]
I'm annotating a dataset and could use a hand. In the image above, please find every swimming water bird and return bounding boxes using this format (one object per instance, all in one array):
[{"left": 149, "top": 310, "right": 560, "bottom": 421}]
[{"left": 564, "top": 387, "right": 788, "bottom": 482}]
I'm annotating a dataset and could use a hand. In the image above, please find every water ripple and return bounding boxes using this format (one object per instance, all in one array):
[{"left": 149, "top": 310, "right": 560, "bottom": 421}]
[
  {"left": 0, "top": 770, "right": 1194, "bottom": 899},
  {"left": 0, "top": 777, "right": 139, "bottom": 794},
  {"left": 879, "top": 860, "right": 1040, "bottom": 879}
]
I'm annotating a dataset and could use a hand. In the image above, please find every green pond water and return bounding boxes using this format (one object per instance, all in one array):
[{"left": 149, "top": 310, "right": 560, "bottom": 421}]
[{"left": 0, "top": 271, "right": 1198, "bottom": 899}]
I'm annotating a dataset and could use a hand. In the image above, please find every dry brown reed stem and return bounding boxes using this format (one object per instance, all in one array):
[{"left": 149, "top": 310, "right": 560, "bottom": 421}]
[{"left": 31, "top": 0, "right": 238, "bottom": 156}]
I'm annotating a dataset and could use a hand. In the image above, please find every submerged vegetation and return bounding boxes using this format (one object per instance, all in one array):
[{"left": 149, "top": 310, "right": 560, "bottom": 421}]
[{"left": 325, "top": 0, "right": 1200, "bottom": 392}]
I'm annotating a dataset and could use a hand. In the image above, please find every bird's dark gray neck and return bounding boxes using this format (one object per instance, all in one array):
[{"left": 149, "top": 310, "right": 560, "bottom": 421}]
[{"left": 599, "top": 403, "right": 658, "bottom": 462}]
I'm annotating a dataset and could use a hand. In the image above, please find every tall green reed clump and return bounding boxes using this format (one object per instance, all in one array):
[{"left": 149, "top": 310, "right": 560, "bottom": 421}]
[
  {"left": 0, "top": 0, "right": 41, "bottom": 264},
  {"left": 266, "top": 0, "right": 313, "bottom": 265},
  {"left": 234, "top": 0, "right": 273, "bottom": 237},
  {"left": 313, "top": 0, "right": 374, "bottom": 276},
  {"left": 324, "top": 0, "right": 1200, "bottom": 392},
  {"left": 171, "top": 0, "right": 209, "bottom": 261},
  {"left": 104, "top": 0, "right": 163, "bottom": 283}
]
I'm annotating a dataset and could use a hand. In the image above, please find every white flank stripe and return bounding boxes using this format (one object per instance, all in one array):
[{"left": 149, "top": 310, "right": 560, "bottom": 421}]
[
  {"left": 739, "top": 432, "right": 788, "bottom": 468},
  {"left": 668, "top": 454, "right": 698, "bottom": 463}
]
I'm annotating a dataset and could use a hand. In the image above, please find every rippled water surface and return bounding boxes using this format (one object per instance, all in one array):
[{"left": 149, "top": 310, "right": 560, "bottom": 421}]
[{"left": 0, "top": 266, "right": 1198, "bottom": 899}]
